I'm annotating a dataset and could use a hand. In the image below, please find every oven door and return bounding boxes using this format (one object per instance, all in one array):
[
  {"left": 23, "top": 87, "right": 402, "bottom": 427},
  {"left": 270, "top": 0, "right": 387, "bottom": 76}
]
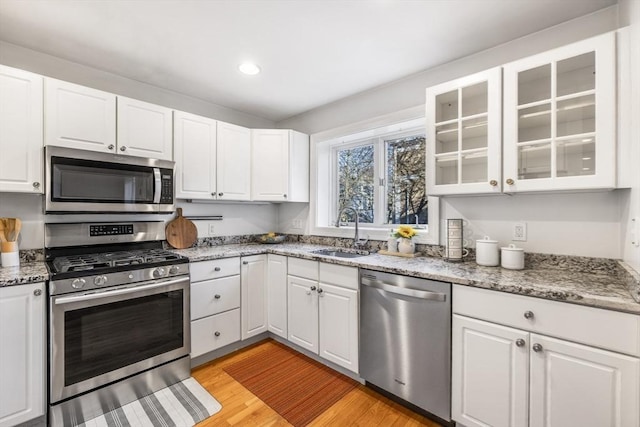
[
  {"left": 50, "top": 276, "right": 190, "bottom": 403},
  {"left": 45, "top": 146, "right": 174, "bottom": 213}
]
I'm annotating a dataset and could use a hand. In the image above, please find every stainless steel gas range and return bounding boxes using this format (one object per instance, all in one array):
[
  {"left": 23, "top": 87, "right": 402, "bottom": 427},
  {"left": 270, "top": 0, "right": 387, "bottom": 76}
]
[{"left": 45, "top": 221, "right": 191, "bottom": 426}]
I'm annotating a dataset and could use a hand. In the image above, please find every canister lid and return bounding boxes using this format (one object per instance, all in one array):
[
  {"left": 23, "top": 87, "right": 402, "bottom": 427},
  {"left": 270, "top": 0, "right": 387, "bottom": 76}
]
[
  {"left": 501, "top": 244, "right": 524, "bottom": 252},
  {"left": 476, "top": 236, "right": 497, "bottom": 244}
]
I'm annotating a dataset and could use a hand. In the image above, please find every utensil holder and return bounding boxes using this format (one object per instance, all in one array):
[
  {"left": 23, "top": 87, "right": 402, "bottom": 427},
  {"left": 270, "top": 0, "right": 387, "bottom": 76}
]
[{"left": 1, "top": 241, "right": 19, "bottom": 267}]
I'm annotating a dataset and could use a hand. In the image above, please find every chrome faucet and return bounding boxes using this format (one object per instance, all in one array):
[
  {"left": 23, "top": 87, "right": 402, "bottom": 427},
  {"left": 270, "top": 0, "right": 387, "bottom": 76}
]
[{"left": 336, "top": 206, "right": 368, "bottom": 248}]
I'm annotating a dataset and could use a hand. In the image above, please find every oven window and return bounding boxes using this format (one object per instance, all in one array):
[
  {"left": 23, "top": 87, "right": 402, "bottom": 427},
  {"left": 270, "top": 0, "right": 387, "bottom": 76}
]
[
  {"left": 51, "top": 157, "right": 154, "bottom": 203},
  {"left": 64, "top": 290, "right": 184, "bottom": 386}
]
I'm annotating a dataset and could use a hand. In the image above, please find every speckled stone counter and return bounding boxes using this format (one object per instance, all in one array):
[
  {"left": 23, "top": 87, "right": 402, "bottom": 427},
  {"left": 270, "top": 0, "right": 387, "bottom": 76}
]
[
  {"left": 0, "top": 262, "right": 49, "bottom": 287},
  {"left": 173, "top": 243, "right": 640, "bottom": 315}
]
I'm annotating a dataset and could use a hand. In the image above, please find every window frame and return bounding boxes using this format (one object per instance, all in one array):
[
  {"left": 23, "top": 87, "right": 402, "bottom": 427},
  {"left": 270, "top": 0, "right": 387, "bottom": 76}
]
[{"left": 310, "top": 108, "right": 440, "bottom": 245}]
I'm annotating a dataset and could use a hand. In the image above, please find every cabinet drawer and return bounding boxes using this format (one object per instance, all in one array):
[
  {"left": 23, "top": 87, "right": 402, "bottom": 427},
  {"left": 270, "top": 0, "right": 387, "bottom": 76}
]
[
  {"left": 191, "top": 309, "right": 240, "bottom": 358},
  {"left": 453, "top": 284, "right": 640, "bottom": 356},
  {"left": 190, "top": 257, "right": 240, "bottom": 282},
  {"left": 288, "top": 257, "right": 318, "bottom": 280},
  {"left": 191, "top": 275, "right": 240, "bottom": 320},
  {"left": 319, "top": 262, "right": 358, "bottom": 290}
]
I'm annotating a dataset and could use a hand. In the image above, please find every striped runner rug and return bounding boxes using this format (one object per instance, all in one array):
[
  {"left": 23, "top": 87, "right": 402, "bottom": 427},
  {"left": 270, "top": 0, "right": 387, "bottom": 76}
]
[
  {"left": 223, "top": 340, "right": 358, "bottom": 426},
  {"left": 76, "top": 377, "right": 221, "bottom": 427}
]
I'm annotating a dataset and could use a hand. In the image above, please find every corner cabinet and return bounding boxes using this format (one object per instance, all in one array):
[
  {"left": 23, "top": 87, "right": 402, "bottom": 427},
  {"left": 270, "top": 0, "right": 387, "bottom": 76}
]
[
  {"left": 0, "top": 283, "right": 45, "bottom": 427},
  {"left": 503, "top": 32, "right": 616, "bottom": 192},
  {"left": 426, "top": 67, "right": 502, "bottom": 195},
  {"left": 251, "top": 129, "right": 310, "bottom": 202},
  {"left": 266, "top": 254, "right": 288, "bottom": 339},
  {"left": 241, "top": 255, "right": 268, "bottom": 340},
  {"left": 0, "top": 65, "right": 43, "bottom": 193},
  {"left": 452, "top": 285, "right": 640, "bottom": 427}
]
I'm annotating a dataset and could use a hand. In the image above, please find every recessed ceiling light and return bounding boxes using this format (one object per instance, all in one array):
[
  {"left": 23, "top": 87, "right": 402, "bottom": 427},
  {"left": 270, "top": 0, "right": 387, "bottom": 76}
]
[{"left": 239, "top": 62, "right": 261, "bottom": 75}]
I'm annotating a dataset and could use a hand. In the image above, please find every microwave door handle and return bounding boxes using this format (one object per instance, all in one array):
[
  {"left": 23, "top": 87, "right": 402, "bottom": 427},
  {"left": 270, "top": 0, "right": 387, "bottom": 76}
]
[
  {"left": 153, "top": 168, "right": 161, "bottom": 203},
  {"left": 54, "top": 278, "right": 186, "bottom": 305}
]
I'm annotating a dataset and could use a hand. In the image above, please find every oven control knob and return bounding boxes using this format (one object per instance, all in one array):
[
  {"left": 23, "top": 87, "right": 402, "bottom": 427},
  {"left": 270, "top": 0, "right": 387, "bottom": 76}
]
[
  {"left": 153, "top": 267, "right": 166, "bottom": 278},
  {"left": 169, "top": 266, "right": 180, "bottom": 275},
  {"left": 94, "top": 275, "right": 108, "bottom": 286},
  {"left": 71, "top": 278, "right": 86, "bottom": 289}
]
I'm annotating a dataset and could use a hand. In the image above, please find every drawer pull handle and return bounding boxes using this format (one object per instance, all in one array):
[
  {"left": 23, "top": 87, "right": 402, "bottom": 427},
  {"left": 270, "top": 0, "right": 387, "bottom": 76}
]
[
  {"left": 214, "top": 331, "right": 221, "bottom": 337},
  {"left": 515, "top": 338, "right": 525, "bottom": 347},
  {"left": 214, "top": 267, "right": 221, "bottom": 272},
  {"left": 532, "top": 343, "right": 543, "bottom": 352},
  {"left": 214, "top": 294, "right": 221, "bottom": 299},
  {"left": 524, "top": 311, "right": 534, "bottom": 319}
]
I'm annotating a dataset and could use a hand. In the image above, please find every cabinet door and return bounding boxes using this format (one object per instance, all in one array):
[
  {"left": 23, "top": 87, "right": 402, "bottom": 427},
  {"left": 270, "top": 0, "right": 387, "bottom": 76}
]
[
  {"left": 318, "top": 282, "right": 358, "bottom": 373},
  {"left": 267, "top": 254, "right": 288, "bottom": 339},
  {"left": 427, "top": 67, "right": 502, "bottom": 195},
  {"left": 217, "top": 121, "right": 251, "bottom": 200},
  {"left": 117, "top": 96, "right": 172, "bottom": 160},
  {"left": 44, "top": 78, "right": 116, "bottom": 152},
  {"left": 503, "top": 33, "right": 616, "bottom": 192},
  {"left": 0, "top": 65, "right": 43, "bottom": 193},
  {"left": 251, "top": 129, "right": 289, "bottom": 201},
  {"left": 452, "top": 315, "right": 529, "bottom": 427},
  {"left": 240, "top": 255, "right": 268, "bottom": 340},
  {"left": 530, "top": 334, "right": 639, "bottom": 427},
  {"left": 287, "top": 275, "right": 319, "bottom": 353},
  {"left": 174, "top": 111, "right": 217, "bottom": 200},
  {"left": 0, "top": 283, "right": 45, "bottom": 427}
]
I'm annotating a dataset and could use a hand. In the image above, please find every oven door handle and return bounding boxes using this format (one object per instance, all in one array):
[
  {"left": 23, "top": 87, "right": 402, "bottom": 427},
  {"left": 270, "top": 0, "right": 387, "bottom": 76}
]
[
  {"left": 54, "top": 277, "right": 187, "bottom": 305},
  {"left": 153, "top": 167, "right": 162, "bottom": 204}
]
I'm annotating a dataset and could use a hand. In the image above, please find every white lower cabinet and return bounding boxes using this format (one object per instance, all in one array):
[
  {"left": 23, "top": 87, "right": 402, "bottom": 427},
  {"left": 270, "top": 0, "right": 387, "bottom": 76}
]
[
  {"left": 241, "top": 255, "right": 268, "bottom": 340},
  {"left": 0, "top": 282, "right": 45, "bottom": 427},
  {"left": 189, "top": 258, "right": 241, "bottom": 358},
  {"left": 452, "top": 285, "right": 640, "bottom": 427},
  {"left": 286, "top": 258, "right": 359, "bottom": 373},
  {"left": 266, "top": 254, "right": 288, "bottom": 339}
]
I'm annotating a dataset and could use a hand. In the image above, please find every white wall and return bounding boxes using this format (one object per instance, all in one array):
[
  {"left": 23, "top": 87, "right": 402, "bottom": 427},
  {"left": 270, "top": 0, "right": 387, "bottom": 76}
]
[
  {"left": 0, "top": 41, "right": 275, "bottom": 129},
  {"left": 276, "top": 6, "right": 631, "bottom": 259}
]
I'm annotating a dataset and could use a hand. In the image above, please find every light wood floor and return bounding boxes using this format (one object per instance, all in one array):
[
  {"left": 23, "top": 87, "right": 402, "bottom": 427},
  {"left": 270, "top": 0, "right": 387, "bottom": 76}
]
[{"left": 192, "top": 339, "right": 442, "bottom": 426}]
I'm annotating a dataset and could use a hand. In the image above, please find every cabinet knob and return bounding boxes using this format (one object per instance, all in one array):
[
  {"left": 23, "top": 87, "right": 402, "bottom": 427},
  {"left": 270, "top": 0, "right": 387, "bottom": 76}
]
[
  {"left": 32, "top": 182, "right": 40, "bottom": 188},
  {"left": 214, "top": 294, "right": 221, "bottom": 299},
  {"left": 214, "top": 267, "right": 221, "bottom": 272},
  {"left": 242, "top": 260, "right": 249, "bottom": 265},
  {"left": 524, "top": 310, "right": 534, "bottom": 319},
  {"left": 218, "top": 192, "right": 223, "bottom": 197},
  {"left": 283, "top": 194, "right": 287, "bottom": 198},
  {"left": 532, "top": 343, "right": 543, "bottom": 352},
  {"left": 489, "top": 180, "right": 498, "bottom": 187},
  {"left": 120, "top": 146, "right": 127, "bottom": 152},
  {"left": 515, "top": 338, "right": 525, "bottom": 347},
  {"left": 108, "top": 144, "right": 115, "bottom": 150},
  {"left": 33, "top": 289, "right": 42, "bottom": 296},
  {"left": 214, "top": 331, "right": 221, "bottom": 337},
  {"left": 506, "top": 178, "right": 515, "bottom": 185},
  {"left": 211, "top": 192, "right": 216, "bottom": 197},
  {"left": 310, "top": 286, "right": 317, "bottom": 291},
  {"left": 317, "top": 288, "right": 324, "bottom": 294}
]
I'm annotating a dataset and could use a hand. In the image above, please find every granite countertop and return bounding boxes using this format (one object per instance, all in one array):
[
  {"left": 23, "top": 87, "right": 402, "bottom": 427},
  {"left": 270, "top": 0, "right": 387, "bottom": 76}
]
[
  {"left": 1, "top": 243, "right": 638, "bottom": 315},
  {"left": 174, "top": 243, "right": 640, "bottom": 315}
]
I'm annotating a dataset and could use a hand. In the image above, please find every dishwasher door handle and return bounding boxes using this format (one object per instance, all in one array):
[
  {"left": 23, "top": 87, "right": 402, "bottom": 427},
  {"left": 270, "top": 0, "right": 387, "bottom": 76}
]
[{"left": 360, "top": 277, "right": 447, "bottom": 301}]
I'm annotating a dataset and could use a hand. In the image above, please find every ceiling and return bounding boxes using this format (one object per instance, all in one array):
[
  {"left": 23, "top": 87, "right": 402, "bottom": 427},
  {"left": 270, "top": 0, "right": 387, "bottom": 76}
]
[{"left": 0, "top": 0, "right": 616, "bottom": 122}]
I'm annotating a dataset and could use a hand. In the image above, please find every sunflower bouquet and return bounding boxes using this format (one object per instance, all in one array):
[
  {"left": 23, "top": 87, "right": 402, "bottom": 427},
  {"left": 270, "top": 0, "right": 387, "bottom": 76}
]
[{"left": 393, "top": 225, "right": 417, "bottom": 239}]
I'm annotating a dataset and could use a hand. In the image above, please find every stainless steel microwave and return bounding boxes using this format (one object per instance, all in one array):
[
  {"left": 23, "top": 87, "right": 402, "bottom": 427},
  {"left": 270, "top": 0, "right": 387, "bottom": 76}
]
[{"left": 45, "top": 146, "right": 175, "bottom": 214}]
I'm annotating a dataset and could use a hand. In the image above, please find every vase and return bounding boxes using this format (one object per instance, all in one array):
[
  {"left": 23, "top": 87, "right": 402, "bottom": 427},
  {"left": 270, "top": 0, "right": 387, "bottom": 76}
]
[{"left": 397, "top": 238, "right": 415, "bottom": 254}]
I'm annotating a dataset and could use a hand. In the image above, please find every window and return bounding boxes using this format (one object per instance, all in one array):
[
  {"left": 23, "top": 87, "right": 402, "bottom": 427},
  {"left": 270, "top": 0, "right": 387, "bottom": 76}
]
[{"left": 332, "top": 128, "right": 427, "bottom": 227}]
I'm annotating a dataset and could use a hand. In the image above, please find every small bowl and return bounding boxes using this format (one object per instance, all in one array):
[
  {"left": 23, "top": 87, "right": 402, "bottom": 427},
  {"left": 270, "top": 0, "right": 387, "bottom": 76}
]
[{"left": 258, "top": 234, "right": 286, "bottom": 244}]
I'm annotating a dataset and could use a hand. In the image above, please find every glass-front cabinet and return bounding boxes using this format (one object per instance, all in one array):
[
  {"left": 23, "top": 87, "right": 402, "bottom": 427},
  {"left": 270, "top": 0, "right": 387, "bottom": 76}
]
[
  {"left": 503, "top": 33, "right": 616, "bottom": 192},
  {"left": 426, "top": 68, "right": 502, "bottom": 195}
]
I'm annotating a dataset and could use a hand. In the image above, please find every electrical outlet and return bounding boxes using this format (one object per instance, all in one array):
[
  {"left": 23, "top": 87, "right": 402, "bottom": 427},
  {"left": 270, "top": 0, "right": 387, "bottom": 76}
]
[
  {"left": 208, "top": 224, "right": 215, "bottom": 236},
  {"left": 513, "top": 222, "right": 527, "bottom": 241},
  {"left": 292, "top": 219, "right": 303, "bottom": 229}
]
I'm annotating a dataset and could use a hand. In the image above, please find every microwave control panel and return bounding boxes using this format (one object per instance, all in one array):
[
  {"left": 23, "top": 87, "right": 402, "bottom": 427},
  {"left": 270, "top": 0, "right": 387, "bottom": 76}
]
[{"left": 160, "top": 168, "right": 174, "bottom": 204}]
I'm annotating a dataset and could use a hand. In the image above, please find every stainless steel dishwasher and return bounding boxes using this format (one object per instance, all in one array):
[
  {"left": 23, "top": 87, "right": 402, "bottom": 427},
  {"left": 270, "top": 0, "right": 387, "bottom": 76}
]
[{"left": 359, "top": 269, "right": 451, "bottom": 423}]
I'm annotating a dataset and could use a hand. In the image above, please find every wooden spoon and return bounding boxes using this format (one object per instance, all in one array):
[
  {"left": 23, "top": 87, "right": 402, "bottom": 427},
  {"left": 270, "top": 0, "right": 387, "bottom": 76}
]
[
  {"left": 11, "top": 218, "right": 21, "bottom": 242},
  {"left": 4, "top": 218, "right": 15, "bottom": 242},
  {"left": 0, "top": 218, "right": 6, "bottom": 243}
]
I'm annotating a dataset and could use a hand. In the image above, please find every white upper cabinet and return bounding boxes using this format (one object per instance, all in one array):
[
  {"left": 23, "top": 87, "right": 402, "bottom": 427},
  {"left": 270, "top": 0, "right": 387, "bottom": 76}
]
[
  {"left": 217, "top": 121, "right": 251, "bottom": 201},
  {"left": 45, "top": 78, "right": 116, "bottom": 152},
  {"left": 0, "top": 65, "right": 43, "bottom": 193},
  {"left": 503, "top": 32, "right": 616, "bottom": 192},
  {"left": 427, "top": 67, "right": 502, "bottom": 195},
  {"left": 251, "top": 129, "right": 309, "bottom": 202},
  {"left": 174, "top": 111, "right": 217, "bottom": 199},
  {"left": 116, "top": 96, "right": 172, "bottom": 160}
]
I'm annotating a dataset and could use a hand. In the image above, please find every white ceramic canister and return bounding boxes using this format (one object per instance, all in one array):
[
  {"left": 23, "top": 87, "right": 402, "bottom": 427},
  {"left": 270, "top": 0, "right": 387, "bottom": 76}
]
[
  {"left": 501, "top": 244, "right": 525, "bottom": 270},
  {"left": 475, "top": 236, "right": 499, "bottom": 266}
]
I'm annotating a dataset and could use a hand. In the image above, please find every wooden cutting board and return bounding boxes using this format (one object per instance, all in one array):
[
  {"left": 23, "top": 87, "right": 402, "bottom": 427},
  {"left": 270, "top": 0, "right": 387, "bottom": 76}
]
[{"left": 165, "top": 208, "right": 197, "bottom": 249}]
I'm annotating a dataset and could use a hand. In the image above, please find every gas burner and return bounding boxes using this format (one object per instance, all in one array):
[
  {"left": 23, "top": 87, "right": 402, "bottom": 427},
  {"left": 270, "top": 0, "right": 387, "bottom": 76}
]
[{"left": 51, "top": 249, "right": 185, "bottom": 273}]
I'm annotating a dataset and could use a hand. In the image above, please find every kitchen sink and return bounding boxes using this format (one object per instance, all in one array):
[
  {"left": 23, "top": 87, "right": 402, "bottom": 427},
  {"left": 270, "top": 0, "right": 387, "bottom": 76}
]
[{"left": 310, "top": 248, "right": 370, "bottom": 258}]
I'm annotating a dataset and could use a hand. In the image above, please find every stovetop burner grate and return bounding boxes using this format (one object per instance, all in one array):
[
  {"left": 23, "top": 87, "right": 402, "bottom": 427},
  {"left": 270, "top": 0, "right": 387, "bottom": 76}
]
[{"left": 51, "top": 249, "right": 183, "bottom": 273}]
